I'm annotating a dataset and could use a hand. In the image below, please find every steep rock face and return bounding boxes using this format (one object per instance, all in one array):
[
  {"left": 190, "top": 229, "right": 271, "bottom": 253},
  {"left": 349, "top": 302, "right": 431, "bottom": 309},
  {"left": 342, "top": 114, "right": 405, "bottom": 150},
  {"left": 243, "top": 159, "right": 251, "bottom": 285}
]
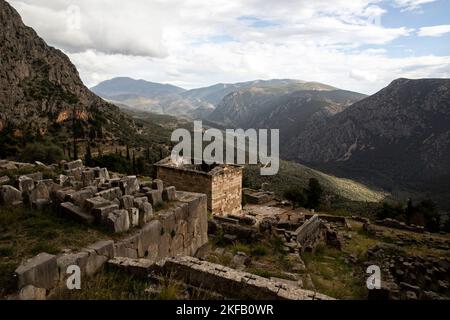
[
  {"left": 0, "top": 0, "right": 136, "bottom": 140},
  {"left": 290, "top": 78, "right": 450, "bottom": 189}
]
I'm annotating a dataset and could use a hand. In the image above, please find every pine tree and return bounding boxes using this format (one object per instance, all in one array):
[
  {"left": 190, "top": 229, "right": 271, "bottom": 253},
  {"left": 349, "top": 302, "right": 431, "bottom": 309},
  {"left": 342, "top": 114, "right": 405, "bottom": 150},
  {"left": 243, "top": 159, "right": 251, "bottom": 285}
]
[
  {"left": 126, "top": 145, "right": 130, "bottom": 160},
  {"left": 132, "top": 151, "right": 136, "bottom": 174}
]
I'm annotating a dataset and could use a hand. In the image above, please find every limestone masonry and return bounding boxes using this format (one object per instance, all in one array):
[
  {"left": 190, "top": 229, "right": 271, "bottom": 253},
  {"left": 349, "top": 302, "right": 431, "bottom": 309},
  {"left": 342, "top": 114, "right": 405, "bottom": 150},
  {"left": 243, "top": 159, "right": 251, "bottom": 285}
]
[{"left": 155, "top": 157, "right": 243, "bottom": 216}]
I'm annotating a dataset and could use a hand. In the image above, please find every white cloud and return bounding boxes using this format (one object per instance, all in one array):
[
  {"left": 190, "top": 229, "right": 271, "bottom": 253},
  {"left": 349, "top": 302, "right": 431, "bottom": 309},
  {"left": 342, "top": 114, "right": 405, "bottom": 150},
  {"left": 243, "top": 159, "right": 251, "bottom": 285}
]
[
  {"left": 418, "top": 24, "right": 450, "bottom": 37},
  {"left": 393, "top": 0, "right": 437, "bottom": 11},
  {"left": 7, "top": 0, "right": 450, "bottom": 95}
]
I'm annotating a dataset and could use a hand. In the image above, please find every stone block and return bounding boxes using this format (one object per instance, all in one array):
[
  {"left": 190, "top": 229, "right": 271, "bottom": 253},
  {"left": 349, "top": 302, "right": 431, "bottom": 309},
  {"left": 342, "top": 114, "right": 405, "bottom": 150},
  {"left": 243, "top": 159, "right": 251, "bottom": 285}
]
[
  {"left": 87, "top": 240, "right": 115, "bottom": 259},
  {"left": 162, "top": 186, "right": 177, "bottom": 201},
  {"left": 68, "top": 188, "right": 96, "bottom": 207},
  {"left": 28, "top": 180, "right": 50, "bottom": 204},
  {"left": 84, "top": 196, "right": 111, "bottom": 213},
  {"left": 120, "top": 195, "right": 134, "bottom": 210},
  {"left": 96, "top": 187, "right": 123, "bottom": 201},
  {"left": 114, "top": 242, "right": 138, "bottom": 259},
  {"left": 64, "top": 159, "right": 83, "bottom": 171},
  {"left": 151, "top": 179, "right": 164, "bottom": 191},
  {"left": 0, "top": 185, "right": 22, "bottom": 205},
  {"left": 128, "top": 207, "right": 139, "bottom": 227},
  {"left": 18, "top": 285, "right": 47, "bottom": 300},
  {"left": 60, "top": 202, "right": 94, "bottom": 224},
  {"left": 81, "top": 169, "right": 96, "bottom": 187},
  {"left": 119, "top": 176, "right": 140, "bottom": 195},
  {"left": 51, "top": 188, "right": 75, "bottom": 204},
  {"left": 105, "top": 210, "right": 130, "bottom": 233},
  {"left": 81, "top": 248, "right": 108, "bottom": 275},
  {"left": 138, "top": 202, "right": 153, "bottom": 226},
  {"left": 56, "top": 251, "right": 89, "bottom": 281},
  {"left": 92, "top": 203, "right": 119, "bottom": 223},
  {"left": 140, "top": 220, "right": 162, "bottom": 260},
  {"left": 133, "top": 196, "right": 148, "bottom": 207},
  {"left": 17, "top": 176, "right": 34, "bottom": 192},
  {"left": 94, "top": 167, "right": 110, "bottom": 180},
  {"left": 146, "top": 190, "right": 163, "bottom": 206},
  {"left": 25, "top": 172, "right": 43, "bottom": 181},
  {"left": 15, "top": 253, "right": 58, "bottom": 290},
  {"left": 0, "top": 175, "right": 10, "bottom": 185}
]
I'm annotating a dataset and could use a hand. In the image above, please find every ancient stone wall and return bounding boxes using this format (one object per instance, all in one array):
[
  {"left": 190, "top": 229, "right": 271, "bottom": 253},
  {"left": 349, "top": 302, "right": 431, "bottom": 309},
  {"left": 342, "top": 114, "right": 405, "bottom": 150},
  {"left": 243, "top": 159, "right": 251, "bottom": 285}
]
[
  {"left": 13, "top": 191, "right": 207, "bottom": 300},
  {"left": 155, "top": 165, "right": 212, "bottom": 207},
  {"left": 210, "top": 165, "right": 242, "bottom": 216},
  {"left": 158, "top": 256, "right": 333, "bottom": 300},
  {"left": 155, "top": 159, "right": 243, "bottom": 216}
]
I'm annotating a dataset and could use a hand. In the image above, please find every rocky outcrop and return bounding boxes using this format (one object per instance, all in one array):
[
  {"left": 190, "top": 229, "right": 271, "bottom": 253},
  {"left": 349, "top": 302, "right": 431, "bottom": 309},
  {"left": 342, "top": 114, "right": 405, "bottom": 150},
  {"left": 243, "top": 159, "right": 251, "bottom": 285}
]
[
  {"left": 288, "top": 78, "right": 450, "bottom": 199},
  {"left": 0, "top": 0, "right": 137, "bottom": 142}
]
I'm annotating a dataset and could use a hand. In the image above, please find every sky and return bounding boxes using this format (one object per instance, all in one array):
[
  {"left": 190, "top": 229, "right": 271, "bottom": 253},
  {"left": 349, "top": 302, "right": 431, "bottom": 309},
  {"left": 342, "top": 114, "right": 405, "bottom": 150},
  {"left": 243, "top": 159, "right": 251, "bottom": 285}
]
[{"left": 8, "top": 0, "right": 450, "bottom": 94}]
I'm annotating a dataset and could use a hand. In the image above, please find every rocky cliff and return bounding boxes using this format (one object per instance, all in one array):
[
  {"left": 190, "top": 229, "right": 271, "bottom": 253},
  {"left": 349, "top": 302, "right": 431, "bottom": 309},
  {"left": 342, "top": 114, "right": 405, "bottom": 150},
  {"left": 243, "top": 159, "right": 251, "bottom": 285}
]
[
  {"left": 289, "top": 78, "right": 450, "bottom": 195},
  {"left": 0, "top": 0, "right": 137, "bottom": 143}
]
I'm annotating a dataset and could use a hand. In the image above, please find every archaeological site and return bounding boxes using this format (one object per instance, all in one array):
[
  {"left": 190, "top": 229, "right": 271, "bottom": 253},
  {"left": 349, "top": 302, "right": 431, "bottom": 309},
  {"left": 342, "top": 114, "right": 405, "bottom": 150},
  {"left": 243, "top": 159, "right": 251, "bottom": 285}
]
[{"left": 0, "top": 0, "right": 449, "bottom": 311}]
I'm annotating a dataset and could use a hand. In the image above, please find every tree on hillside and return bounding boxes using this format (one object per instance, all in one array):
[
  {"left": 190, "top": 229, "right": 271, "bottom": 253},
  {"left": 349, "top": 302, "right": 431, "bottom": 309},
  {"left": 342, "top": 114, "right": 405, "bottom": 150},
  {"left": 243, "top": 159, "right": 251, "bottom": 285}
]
[
  {"left": 284, "top": 188, "right": 306, "bottom": 209},
  {"left": 304, "top": 178, "right": 323, "bottom": 209},
  {"left": 84, "top": 144, "right": 93, "bottom": 166}
]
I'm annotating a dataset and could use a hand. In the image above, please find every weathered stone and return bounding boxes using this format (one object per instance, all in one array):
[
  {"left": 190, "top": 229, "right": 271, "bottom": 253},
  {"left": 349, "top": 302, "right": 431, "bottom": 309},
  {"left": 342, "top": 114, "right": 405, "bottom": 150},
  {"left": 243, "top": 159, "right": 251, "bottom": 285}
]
[
  {"left": 232, "top": 252, "right": 251, "bottom": 270},
  {"left": 25, "top": 172, "right": 43, "bottom": 181},
  {"left": 0, "top": 175, "right": 10, "bottom": 185},
  {"left": 96, "top": 187, "right": 122, "bottom": 201},
  {"left": 15, "top": 253, "right": 58, "bottom": 290},
  {"left": 92, "top": 203, "right": 119, "bottom": 223},
  {"left": 128, "top": 207, "right": 139, "bottom": 227},
  {"left": 32, "top": 199, "right": 51, "bottom": 210},
  {"left": 84, "top": 196, "right": 111, "bottom": 213},
  {"left": 56, "top": 251, "right": 89, "bottom": 281},
  {"left": 120, "top": 195, "right": 134, "bottom": 210},
  {"left": 87, "top": 240, "right": 115, "bottom": 259},
  {"left": 81, "top": 169, "right": 96, "bottom": 187},
  {"left": 151, "top": 179, "right": 164, "bottom": 191},
  {"left": 0, "top": 185, "right": 22, "bottom": 205},
  {"left": 138, "top": 202, "right": 153, "bottom": 226},
  {"left": 18, "top": 285, "right": 47, "bottom": 300},
  {"left": 162, "top": 186, "right": 177, "bottom": 201},
  {"left": 17, "top": 176, "right": 34, "bottom": 192},
  {"left": 0, "top": 162, "right": 17, "bottom": 170},
  {"left": 94, "top": 167, "right": 110, "bottom": 180},
  {"left": 108, "top": 257, "right": 154, "bottom": 276},
  {"left": 51, "top": 188, "right": 75, "bottom": 204},
  {"left": 146, "top": 190, "right": 163, "bottom": 206},
  {"left": 60, "top": 202, "right": 94, "bottom": 224},
  {"left": 105, "top": 210, "right": 130, "bottom": 233},
  {"left": 140, "top": 220, "right": 162, "bottom": 261},
  {"left": 68, "top": 188, "right": 96, "bottom": 207},
  {"left": 114, "top": 242, "right": 138, "bottom": 259},
  {"left": 119, "top": 176, "right": 140, "bottom": 195},
  {"left": 64, "top": 159, "right": 83, "bottom": 171},
  {"left": 28, "top": 181, "right": 50, "bottom": 204},
  {"left": 81, "top": 248, "right": 108, "bottom": 275}
]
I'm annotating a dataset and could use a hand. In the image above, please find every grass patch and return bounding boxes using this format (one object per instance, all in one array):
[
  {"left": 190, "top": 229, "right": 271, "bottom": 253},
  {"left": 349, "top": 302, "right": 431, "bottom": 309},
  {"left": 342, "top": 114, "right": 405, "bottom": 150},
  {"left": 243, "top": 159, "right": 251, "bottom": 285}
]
[{"left": 0, "top": 205, "right": 109, "bottom": 297}]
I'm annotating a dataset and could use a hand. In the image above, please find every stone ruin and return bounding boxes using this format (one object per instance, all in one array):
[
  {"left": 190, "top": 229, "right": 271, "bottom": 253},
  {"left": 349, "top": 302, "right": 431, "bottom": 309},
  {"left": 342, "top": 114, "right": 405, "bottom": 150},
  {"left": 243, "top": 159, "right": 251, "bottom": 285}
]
[
  {"left": 208, "top": 208, "right": 344, "bottom": 255},
  {"left": 155, "top": 157, "right": 243, "bottom": 217},
  {"left": 1, "top": 159, "right": 336, "bottom": 301},
  {"left": 1, "top": 159, "right": 210, "bottom": 300},
  {"left": 109, "top": 255, "right": 333, "bottom": 300}
]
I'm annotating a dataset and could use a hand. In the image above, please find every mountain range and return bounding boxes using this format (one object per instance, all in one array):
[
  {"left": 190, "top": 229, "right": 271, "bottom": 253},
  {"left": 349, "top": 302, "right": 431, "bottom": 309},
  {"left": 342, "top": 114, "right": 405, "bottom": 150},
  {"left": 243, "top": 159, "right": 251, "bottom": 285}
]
[{"left": 2, "top": 0, "right": 450, "bottom": 209}]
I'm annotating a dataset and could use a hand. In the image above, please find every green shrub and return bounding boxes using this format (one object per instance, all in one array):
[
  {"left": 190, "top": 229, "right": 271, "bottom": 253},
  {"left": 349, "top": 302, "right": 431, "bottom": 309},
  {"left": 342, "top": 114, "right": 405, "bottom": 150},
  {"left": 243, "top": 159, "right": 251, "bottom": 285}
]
[{"left": 19, "top": 142, "right": 66, "bottom": 164}]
